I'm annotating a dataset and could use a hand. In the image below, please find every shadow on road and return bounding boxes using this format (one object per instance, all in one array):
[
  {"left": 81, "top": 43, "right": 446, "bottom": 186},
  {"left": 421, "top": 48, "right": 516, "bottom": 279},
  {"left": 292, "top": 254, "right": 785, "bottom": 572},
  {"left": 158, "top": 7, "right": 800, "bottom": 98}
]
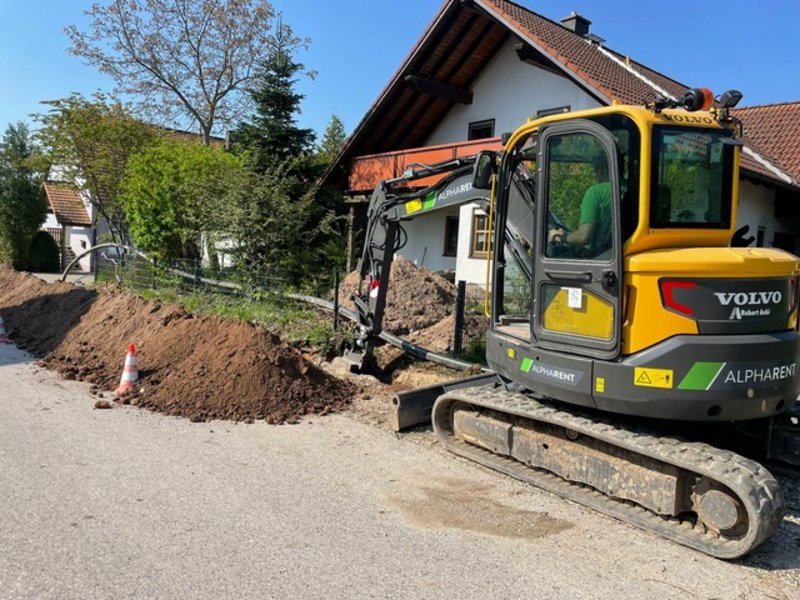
[
  {"left": 1, "top": 287, "right": 99, "bottom": 359},
  {"left": 0, "top": 343, "right": 34, "bottom": 368}
]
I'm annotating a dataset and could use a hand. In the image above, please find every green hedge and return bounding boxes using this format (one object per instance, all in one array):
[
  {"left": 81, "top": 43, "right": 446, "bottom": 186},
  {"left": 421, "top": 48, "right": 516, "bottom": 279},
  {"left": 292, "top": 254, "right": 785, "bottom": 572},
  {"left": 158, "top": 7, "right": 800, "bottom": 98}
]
[{"left": 28, "top": 231, "right": 60, "bottom": 272}]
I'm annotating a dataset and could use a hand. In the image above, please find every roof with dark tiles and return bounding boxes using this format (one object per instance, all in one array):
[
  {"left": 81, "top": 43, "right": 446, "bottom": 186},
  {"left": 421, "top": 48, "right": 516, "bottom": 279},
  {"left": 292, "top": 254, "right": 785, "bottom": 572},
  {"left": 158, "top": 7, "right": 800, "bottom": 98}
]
[
  {"left": 480, "top": 0, "right": 689, "bottom": 105},
  {"left": 323, "top": 0, "right": 796, "bottom": 191}
]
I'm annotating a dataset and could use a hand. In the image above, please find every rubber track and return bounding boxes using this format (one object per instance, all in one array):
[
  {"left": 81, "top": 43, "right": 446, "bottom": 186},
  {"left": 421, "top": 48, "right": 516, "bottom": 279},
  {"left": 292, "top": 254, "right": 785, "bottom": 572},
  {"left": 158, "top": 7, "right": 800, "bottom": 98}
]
[{"left": 433, "top": 385, "right": 785, "bottom": 559}]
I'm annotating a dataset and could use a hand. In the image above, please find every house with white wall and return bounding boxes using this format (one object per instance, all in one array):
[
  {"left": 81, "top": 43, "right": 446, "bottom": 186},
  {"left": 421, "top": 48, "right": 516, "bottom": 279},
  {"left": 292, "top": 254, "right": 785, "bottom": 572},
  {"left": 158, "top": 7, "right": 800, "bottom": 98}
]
[
  {"left": 323, "top": 0, "right": 800, "bottom": 283},
  {"left": 40, "top": 182, "right": 94, "bottom": 272}
]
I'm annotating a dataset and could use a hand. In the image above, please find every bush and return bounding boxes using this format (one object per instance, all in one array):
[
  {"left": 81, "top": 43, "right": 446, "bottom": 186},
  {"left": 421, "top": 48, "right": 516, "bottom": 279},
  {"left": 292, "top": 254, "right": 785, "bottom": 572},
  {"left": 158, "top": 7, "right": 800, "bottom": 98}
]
[{"left": 28, "top": 231, "right": 60, "bottom": 272}]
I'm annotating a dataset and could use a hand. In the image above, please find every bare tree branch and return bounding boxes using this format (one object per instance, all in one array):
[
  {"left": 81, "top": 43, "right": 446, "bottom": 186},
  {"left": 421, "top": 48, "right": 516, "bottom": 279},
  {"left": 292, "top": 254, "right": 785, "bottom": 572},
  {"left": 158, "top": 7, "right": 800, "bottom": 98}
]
[{"left": 66, "top": 0, "right": 277, "bottom": 144}]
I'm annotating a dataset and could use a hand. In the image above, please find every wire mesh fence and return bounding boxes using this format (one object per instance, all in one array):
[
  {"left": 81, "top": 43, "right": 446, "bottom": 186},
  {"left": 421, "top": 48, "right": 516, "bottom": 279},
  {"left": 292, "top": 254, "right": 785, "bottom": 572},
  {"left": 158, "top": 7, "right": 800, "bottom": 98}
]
[
  {"left": 94, "top": 251, "right": 339, "bottom": 299},
  {"left": 451, "top": 281, "right": 490, "bottom": 361}
]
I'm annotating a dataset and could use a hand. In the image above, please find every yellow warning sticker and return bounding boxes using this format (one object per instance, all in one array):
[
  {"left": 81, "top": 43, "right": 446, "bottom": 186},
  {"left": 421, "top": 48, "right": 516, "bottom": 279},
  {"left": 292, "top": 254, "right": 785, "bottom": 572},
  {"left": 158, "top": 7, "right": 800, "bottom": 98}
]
[
  {"left": 595, "top": 377, "right": 605, "bottom": 393},
  {"left": 634, "top": 367, "right": 674, "bottom": 389},
  {"left": 506, "top": 348, "right": 516, "bottom": 359},
  {"left": 405, "top": 199, "right": 422, "bottom": 215}
]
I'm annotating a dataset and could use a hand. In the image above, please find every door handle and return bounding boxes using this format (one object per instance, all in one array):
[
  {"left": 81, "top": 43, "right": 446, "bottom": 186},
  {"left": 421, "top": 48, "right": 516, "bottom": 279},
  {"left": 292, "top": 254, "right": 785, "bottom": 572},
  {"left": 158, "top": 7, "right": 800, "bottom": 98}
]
[
  {"left": 545, "top": 271, "right": 593, "bottom": 282},
  {"left": 603, "top": 270, "right": 617, "bottom": 289}
]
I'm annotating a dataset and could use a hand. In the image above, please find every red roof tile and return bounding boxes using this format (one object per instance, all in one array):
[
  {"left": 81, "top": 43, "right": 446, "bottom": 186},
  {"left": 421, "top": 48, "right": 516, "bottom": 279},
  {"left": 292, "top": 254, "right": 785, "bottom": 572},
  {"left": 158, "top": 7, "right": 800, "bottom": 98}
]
[
  {"left": 734, "top": 101, "right": 800, "bottom": 185},
  {"left": 480, "top": 0, "right": 688, "bottom": 105},
  {"left": 42, "top": 183, "right": 91, "bottom": 226}
]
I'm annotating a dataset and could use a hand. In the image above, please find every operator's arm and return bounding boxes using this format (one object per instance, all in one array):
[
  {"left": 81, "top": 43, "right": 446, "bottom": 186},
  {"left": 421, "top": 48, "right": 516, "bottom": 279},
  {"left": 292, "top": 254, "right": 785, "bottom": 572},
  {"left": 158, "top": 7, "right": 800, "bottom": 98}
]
[
  {"left": 548, "top": 185, "right": 601, "bottom": 247},
  {"left": 566, "top": 223, "right": 595, "bottom": 246}
]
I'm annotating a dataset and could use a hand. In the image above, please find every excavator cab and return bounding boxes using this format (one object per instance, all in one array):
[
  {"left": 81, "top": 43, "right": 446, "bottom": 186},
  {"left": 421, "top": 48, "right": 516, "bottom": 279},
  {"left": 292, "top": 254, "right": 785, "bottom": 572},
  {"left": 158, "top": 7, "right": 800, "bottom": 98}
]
[{"left": 482, "top": 100, "right": 800, "bottom": 423}]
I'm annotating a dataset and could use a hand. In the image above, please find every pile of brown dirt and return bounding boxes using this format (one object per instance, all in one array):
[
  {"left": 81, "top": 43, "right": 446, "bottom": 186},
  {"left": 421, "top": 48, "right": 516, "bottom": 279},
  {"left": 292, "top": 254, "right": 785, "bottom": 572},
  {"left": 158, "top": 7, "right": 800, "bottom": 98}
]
[
  {"left": 375, "top": 313, "right": 488, "bottom": 370},
  {"left": 0, "top": 266, "right": 352, "bottom": 423},
  {"left": 338, "top": 255, "right": 457, "bottom": 335}
]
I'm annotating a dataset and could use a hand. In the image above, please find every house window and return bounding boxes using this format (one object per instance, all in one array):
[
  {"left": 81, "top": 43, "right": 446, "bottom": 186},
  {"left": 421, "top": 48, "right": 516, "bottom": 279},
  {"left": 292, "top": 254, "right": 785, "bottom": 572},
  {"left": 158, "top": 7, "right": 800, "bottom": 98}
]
[
  {"left": 537, "top": 105, "right": 571, "bottom": 118},
  {"left": 470, "top": 210, "right": 490, "bottom": 258},
  {"left": 444, "top": 216, "right": 459, "bottom": 256},
  {"left": 468, "top": 119, "right": 495, "bottom": 140}
]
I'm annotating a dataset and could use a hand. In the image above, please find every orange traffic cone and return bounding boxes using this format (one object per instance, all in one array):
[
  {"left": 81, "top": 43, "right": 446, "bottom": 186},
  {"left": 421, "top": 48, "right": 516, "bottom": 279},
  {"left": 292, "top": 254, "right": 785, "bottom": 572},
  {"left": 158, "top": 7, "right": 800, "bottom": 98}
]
[
  {"left": 0, "top": 316, "right": 11, "bottom": 344},
  {"left": 114, "top": 343, "right": 139, "bottom": 395}
]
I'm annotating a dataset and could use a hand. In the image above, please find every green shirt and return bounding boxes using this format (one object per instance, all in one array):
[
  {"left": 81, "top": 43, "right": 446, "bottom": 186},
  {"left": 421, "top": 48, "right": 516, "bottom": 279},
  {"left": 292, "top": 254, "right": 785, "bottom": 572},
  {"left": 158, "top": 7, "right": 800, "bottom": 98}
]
[{"left": 579, "top": 181, "right": 612, "bottom": 255}]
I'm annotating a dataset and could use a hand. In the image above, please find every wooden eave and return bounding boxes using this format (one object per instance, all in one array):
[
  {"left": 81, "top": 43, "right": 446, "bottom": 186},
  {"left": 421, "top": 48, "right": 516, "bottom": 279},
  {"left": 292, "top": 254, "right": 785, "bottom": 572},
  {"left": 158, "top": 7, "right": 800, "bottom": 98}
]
[{"left": 322, "top": 2, "right": 510, "bottom": 189}]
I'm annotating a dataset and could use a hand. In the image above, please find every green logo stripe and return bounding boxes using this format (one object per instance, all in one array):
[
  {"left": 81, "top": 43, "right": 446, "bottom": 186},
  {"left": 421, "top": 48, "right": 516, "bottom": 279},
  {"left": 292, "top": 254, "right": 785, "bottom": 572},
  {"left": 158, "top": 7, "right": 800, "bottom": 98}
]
[
  {"left": 678, "top": 362, "right": 725, "bottom": 390},
  {"left": 520, "top": 357, "right": 533, "bottom": 373}
]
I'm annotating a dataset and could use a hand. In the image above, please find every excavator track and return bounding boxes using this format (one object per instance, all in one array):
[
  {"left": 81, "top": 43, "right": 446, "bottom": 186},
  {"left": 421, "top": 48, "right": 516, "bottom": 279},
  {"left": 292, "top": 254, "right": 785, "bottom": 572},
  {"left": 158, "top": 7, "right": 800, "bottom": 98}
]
[{"left": 432, "top": 384, "right": 784, "bottom": 559}]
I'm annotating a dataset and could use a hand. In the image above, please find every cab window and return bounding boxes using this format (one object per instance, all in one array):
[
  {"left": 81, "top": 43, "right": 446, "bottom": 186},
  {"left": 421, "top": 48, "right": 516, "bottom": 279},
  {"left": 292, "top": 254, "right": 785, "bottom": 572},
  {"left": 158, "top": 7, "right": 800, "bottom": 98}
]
[
  {"left": 650, "top": 127, "right": 733, "bottom": 228},
  {"left": 545, "top": 133, "right": 613, "bottom": 260}
]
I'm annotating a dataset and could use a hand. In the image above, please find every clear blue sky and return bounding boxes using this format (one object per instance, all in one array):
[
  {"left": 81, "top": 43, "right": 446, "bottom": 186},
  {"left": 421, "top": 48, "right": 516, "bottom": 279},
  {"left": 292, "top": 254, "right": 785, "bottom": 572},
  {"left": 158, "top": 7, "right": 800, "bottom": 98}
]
[{"left": 1, "top": 0, "right": 799, "bottom": 140}]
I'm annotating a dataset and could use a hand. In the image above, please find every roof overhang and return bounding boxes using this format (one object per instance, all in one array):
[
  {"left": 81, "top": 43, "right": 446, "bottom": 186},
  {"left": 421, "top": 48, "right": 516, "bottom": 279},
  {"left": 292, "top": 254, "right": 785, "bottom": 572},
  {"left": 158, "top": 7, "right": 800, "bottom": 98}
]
[
  {"left": 324, "top": 0, "right": 584, "bottom": 190},
  {"left": 322, "top": 0, "right": 796, "bottom": 195}
]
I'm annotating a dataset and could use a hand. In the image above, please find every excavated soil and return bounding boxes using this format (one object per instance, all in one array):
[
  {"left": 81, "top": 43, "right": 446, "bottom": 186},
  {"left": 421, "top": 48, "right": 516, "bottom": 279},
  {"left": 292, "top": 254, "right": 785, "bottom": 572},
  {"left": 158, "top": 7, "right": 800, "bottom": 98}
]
[
  {"left": 0, "top": 266, "right": 352, "bottom": 423},
  {"left": 373, "top": 313, "right": 488, "bottom": 370},
  {"left": 338, "top": 255, "right": 488, "bottom": 369},
  {"left": 0, "top": 256, "right": 480, "bottom": 427},
  {"left": 338, "top": 255, "right": 457, "bottom": 335}
]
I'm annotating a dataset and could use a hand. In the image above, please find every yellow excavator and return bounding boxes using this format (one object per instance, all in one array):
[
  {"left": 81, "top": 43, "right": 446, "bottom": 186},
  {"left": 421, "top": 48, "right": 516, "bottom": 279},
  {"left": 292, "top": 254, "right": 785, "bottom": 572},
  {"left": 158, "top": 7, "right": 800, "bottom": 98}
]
[{"left": 348, "top": 88, "right": 800, "bottom": 558}]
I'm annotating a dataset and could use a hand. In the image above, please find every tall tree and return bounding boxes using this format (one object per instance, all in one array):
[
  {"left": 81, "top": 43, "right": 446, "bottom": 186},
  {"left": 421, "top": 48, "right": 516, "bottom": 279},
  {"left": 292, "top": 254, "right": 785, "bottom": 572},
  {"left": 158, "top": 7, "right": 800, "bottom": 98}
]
[
  {"left": 0, "top": 123, "right": 48, "bottom": 269},
  {"left": 233, "top": 21, "right": 315, "bottom": 174},
  {"left": 36, "top": 93, "right": 158, "bottom": 244},
  {"left": 228, "top": 24, "right": 351, "bottom": 282},
  {"left": 222, "top": 166, "right": 339, "bottom": 284},
  {"left": 318, "top": 114, "right": 347, "bottom": 166},
  {"left": 66, "top": 0, "right": 280, "bottom": 143}
]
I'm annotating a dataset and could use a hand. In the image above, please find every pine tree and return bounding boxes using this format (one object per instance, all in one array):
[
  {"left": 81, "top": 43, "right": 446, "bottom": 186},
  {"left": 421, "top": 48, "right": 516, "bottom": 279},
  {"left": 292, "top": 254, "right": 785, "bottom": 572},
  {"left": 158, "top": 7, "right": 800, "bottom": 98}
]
[
  {"left": 234, "top": 22, "right": 315, "bottom": 175},
  {"left": 318, "top": 114, "right": 347, "bottom": 166}
]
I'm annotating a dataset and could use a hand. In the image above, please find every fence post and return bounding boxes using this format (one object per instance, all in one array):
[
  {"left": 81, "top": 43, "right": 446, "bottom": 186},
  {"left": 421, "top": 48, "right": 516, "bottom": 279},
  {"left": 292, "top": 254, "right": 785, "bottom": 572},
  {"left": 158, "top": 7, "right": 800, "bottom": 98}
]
[
  {"left": 453, "top": 280, "right": 466, "bottom": 358},
  {"left": 194, "top": 258, "right": 201, "bottom": 292},
  {"left": 332, "top": 268, "right": 340, "bottom": 331},
  {"left": 152, "top": 256, "right": 158, "bottom": 289}
]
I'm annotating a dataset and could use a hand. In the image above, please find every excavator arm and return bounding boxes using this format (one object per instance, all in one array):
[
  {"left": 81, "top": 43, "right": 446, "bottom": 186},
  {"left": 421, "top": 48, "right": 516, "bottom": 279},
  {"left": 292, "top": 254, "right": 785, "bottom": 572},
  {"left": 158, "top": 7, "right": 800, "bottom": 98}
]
[{"left": 346, "top": 157, "right": 493, "bottom": 366}]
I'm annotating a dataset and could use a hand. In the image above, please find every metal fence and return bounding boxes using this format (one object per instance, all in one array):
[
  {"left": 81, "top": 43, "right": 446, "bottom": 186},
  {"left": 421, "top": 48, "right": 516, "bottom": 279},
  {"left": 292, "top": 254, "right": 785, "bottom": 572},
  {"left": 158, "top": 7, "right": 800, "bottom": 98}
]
[
  {"left": 451, "top": 281, "right": 489, "bottom": 360},
  {"left": 94, "top": 252, "right": 336, "bottom": 299}
]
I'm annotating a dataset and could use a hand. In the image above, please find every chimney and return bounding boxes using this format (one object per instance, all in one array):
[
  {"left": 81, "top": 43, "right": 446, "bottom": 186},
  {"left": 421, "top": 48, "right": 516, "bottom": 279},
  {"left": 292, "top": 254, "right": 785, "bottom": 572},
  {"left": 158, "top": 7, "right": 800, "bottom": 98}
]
[{"left": 561, "top": 12, "right": 591, "bottom": 36}]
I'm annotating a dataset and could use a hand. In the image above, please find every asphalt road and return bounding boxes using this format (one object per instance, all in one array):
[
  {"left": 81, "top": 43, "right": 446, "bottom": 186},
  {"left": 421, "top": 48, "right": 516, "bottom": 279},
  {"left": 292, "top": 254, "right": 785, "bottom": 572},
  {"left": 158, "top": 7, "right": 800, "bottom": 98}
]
[{"left": 1, "top": 342, "right": 798, "bottom": 600}]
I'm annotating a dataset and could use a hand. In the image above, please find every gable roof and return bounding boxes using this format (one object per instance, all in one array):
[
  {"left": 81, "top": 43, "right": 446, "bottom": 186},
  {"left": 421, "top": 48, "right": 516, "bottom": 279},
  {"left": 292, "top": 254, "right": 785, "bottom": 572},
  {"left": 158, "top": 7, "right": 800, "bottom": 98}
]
[
  {"left": 42, "top": 183, "right": 91, "bottom": 227},
  {"left": 323, "top": 0, "right": 687, "bottom": 188},
  {"left": 735, "top": 101, "right": 800, "bottom": 186},
  {"left": 479, "top": 0, "right": 688, "bottom": 105},
  {"left": 323, "top": 0, "right": 796, "bottom": 192}
]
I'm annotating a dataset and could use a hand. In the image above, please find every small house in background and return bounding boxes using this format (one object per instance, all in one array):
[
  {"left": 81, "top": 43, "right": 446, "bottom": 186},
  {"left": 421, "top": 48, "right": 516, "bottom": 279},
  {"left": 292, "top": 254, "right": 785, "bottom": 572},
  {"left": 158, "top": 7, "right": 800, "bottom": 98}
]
[
  {"left": 37, "top": 127, "right": 228, "bottom": 274},
  {"left": 40, "top": 182, "right": 94, "bottom": 272},
  {"left": 324, "top": 0, "right": 800, "bottom": 283}
]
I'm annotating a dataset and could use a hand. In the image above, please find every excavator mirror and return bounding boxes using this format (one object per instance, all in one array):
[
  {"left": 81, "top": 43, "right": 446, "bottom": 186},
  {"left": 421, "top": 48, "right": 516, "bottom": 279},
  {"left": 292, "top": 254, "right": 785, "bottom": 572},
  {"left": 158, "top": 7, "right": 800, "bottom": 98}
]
[{"left": 472, "top": 151, "right": 496, "bottom": 190}]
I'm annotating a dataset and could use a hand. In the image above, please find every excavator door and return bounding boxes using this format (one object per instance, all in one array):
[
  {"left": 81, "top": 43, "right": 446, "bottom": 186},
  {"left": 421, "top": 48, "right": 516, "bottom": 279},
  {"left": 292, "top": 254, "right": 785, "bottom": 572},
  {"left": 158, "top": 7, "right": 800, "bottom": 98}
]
[{"left": 533, "top": 120, "right": 623, "bottom": 360}]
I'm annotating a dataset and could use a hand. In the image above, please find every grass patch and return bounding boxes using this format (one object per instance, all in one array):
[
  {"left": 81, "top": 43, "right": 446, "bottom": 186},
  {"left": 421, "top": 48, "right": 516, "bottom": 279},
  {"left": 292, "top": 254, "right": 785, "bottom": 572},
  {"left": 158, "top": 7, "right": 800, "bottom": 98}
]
[{"left": 110, "top": 279, "right": 342, "bottom": 350}]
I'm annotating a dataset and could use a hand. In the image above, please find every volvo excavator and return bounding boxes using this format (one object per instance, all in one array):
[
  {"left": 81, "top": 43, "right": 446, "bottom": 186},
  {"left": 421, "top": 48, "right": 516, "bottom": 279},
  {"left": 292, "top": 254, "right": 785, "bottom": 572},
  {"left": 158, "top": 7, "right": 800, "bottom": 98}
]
[{"left": 347, "top": 88, "right": 800, "bottom": 559}]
